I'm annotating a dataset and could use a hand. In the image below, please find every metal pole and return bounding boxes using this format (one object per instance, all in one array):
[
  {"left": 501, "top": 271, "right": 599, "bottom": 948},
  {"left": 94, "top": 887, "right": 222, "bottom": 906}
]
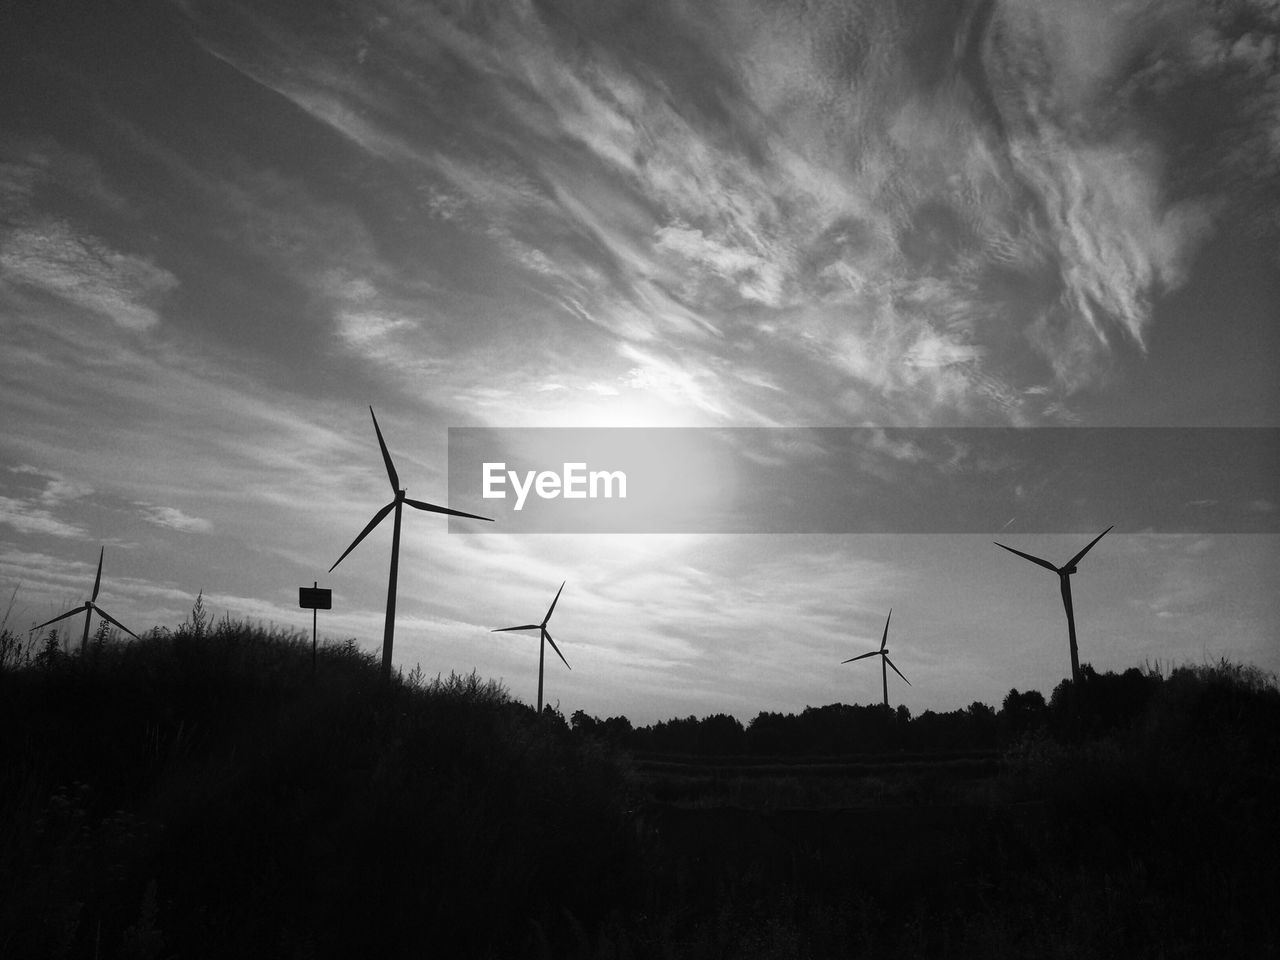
[
  {"left": 383, "top": 497, "right": 404, "bottom": 683},
  {"left": 81, "top": 603, "right": 92, "bottom": 654},
  {"left": 312, "top": 581, "right": 318, "bottom": 676},
  {"left": 1060, "top": 574, "right": 1081, "bottom": 685},
  {"left": 537, "top": 627, "right": 546, "bottom": 714}
]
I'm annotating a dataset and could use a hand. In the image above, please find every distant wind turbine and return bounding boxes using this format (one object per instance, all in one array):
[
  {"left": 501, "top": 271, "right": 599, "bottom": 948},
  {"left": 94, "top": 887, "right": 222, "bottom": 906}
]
[
  {"left": 842, "top": 609, "right": 910, "bottom": 708},
  {"left": 330, "top": 406, "right": 493, "bottom": 683},
  {"left": 492, "top": 581, "right": 571, "bottom": 714},
  {"left": 993, "top": 525, "right": 1113, "bottom": 684},
  {"left": 33, "top": 547, "right": 138, "bottom": 650}
]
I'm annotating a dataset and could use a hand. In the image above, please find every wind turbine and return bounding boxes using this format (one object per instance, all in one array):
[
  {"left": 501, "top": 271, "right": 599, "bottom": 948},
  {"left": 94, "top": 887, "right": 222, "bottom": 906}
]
[
  {"left": 842, "top": 609, "right": 910, "bottom": 708},
  {"left": 993, "top": 525, "right": 1113, "bottom": 684},
  {"left": 330, "top": 406, "right": 493, "bottom": 683},
  {"left": 492, "top": 581, "right": 571, "bottom": 714},
  {"left": 33, "top": 547, "right": 138, "bottom": 650}
]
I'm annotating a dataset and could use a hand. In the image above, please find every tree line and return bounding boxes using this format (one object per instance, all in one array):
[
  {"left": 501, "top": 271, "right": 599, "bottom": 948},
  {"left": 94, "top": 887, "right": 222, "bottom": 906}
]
[{"left": 568, "top": 662, "right": 1270, "bottom": 755}]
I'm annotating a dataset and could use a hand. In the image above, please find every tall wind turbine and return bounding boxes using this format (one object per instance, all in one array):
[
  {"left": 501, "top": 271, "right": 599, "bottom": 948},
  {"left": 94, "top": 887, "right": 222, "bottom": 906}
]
[
  {"left": 492, "top": 581, "right": 571, "bottom": 714},
  {"left": 330, "top": 406, "right": 493, "bottom": 683},
  {"left": 842, "top": 609, "right": 910, "bottom": 708},
  {"left": 33, "top": 547, "right": 139, "bottom": 650},
  {"left": 993, "top": 525, "right": 1113, "bottom": 684}
]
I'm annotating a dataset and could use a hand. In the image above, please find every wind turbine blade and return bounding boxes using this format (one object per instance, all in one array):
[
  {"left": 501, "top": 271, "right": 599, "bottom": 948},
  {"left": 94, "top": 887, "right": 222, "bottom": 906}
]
[
  {"left": 91, "top": 547, "right": 104, "bottom": 601},
  {"left": 543, "top": 581, "right": 566, "bottom": 625},
  {"left": 1065, "top": 525, "right": 1114, "bottom": 569},
  {"left": 329, "top": 501, "right": 396, "bottom": 572},
  {"left": 92, "top": 605, "right": 140, "bottom": 641},
  {"left": 993, "top": 541, "right": 1059, "bottom": 573},
  {"left": 492, "top": 624, "right": 541, "bottom": 632},
  {"left": 880, "top": 609, "right": 892, "bottom": 651},
  {"left": 841, "top": 650, "right": 880, "bottom": 664},
  {"left": 369, "top": 406, "right": 400, "bottom": 494},
  {"left": 403, "top": 498, "right": 494, "bottom": 522},
  {"left": 543, "top": 629, "right": 571, "bottom": 670},
  {"left": 32, "top": 607, "right": 84, "bottom": 631},
  {"left": 885, "top": 656, "right": 911, "bottom": 686}
]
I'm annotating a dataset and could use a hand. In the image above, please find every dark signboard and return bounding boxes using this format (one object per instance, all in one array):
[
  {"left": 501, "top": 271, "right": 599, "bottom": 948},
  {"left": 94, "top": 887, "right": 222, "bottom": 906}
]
[{"left": 299, "top": 587, "right": 332, "bottom": 610}]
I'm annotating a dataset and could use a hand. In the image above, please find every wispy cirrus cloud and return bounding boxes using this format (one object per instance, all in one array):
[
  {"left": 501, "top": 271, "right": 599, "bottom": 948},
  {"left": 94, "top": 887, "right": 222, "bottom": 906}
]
[
  {"left": 0, "top": 467, "right": 93, "bottom": 539},
  {"left": 166, "top": 0, "right": 1275, "bottom": 429},
  {"left": 0, "top": 148, "right": 177, "bottom": 332},
  {"left": 11, "top": 465, "right": 94, "bottom": 506},
  {"left": 137, "top": 504, "right": 213, "bottom": 534},
  {"left": 0, "top": 220, "right": 178, "bottom": 331},
  {"left": 0, "top": 497, "right": 88, "bottom": 539}
]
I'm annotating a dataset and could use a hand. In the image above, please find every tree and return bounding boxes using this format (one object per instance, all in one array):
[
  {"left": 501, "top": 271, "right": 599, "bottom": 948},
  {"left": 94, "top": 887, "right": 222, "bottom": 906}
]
[{"left": 999, "top": 688, "right": 1047, "bottom": 740}]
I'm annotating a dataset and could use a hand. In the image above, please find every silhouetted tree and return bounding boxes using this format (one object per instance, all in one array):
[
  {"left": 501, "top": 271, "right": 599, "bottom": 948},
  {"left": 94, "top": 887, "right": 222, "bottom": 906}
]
[
  {"left": 999, "top": 688, "right": 1048, "bottom": 740},
  {"left": 966, "top": 701, "right": 998, "bottom": 745},
  {"left": 540, "top": 702, "right": 569, "bottom": 730},
  {"left": 745, "top": 711, "right": 791, "bottom": 755},
  {"left": 636, "top": 713, "right": 746, "bottom": 754},
  {"left": 600, "top": 715, "right": 634, "bottom": 744}
]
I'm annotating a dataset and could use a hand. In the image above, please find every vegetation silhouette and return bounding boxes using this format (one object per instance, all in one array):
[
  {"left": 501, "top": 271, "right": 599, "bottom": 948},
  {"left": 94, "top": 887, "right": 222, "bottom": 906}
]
[
  {"left": 1, "top": 616, "right": 634, "bottom": 959},
  {"left": 3, "top": 603, "right": 1277, "bottom": 958}
]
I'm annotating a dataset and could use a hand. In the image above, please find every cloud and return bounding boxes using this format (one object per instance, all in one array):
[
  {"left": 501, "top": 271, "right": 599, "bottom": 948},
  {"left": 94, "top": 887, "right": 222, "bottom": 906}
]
[
  {"left": 151, "top": 0, "right": 1280, "bottom": 431},
  {"left": 1004, "top": 134, "right": 1213, "bottom": 359},
  {"left": 0, "top": 497, "right": 87, "bottom": 539},
  {"left": 0, "top": 468, "right": 94, "bottom": 539},
  {"left": 0, "top": 220, "right": 178, "bottom": 331},
  {"left": 137, "top": 504, "right": 214, "bottom": 534},
  {"left": 10, "top": 465, "right": 94, "bottom": 506},
  {"left": 619, "top": 345, "right": 731, "bottom": 420},
  {"left": 336, "top": 310, "right": 419, "bottom": 347}
]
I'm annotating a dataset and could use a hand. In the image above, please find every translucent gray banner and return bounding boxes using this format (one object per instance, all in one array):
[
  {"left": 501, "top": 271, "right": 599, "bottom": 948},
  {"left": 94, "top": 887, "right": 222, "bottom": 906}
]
[{"left": 446, "top": 428, "right": 1279, "bottom": 534}]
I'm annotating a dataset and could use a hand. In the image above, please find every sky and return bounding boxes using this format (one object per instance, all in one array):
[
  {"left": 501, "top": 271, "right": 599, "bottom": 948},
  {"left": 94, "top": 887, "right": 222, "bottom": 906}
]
[{"left": 1, "top": 0, "right": 1277, "bottom": 724}]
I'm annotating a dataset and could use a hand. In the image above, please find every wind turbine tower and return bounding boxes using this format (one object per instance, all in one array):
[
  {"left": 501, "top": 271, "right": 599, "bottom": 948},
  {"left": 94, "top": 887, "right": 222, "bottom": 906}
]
[
  {"left": 993, "top": 525, "right": 1113, "bottom": 684},
  {"left": 842, "top": 609, "right": 910, "bottom": 708},
  {"left": 492, "top": 581, "right": 572, "bottom": 714},
  {"left": 330, "top": 407, "right": 493, "bottom": 682}
]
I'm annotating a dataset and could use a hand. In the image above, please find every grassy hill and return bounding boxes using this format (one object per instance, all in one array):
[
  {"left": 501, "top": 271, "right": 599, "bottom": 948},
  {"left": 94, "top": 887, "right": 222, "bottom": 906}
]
[{"left": 2, "top": 618, "right": 1277, "bottom": 958}]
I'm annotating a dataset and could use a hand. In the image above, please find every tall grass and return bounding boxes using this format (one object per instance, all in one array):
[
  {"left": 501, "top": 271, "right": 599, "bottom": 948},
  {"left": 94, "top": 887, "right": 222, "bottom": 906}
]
[{"left": 0, "top": 617, "right": 637, "bottom": 959}]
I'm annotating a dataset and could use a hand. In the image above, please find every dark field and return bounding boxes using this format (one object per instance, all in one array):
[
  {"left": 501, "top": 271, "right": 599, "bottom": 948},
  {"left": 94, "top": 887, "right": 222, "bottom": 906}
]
[{"left": 2, "top": 620, "right": 1277, "bottom": 958}]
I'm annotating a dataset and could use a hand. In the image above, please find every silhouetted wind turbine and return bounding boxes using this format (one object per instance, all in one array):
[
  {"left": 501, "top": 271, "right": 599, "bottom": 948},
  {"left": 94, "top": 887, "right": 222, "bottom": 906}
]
[
  {"left": 842, "top": 609, "right": 910, "bottom": 708},
  {"left": 330, "top": 406, "right": 493, "bottom": 683},
  {"left": 33, "top": 547, "right": 138, "bottom": 650},
  {"left": 993, "top": 525, "right": 1113, "bottom": 684},
  {"left": 492, "top": 581, "right": 571, "bottom": 714}
]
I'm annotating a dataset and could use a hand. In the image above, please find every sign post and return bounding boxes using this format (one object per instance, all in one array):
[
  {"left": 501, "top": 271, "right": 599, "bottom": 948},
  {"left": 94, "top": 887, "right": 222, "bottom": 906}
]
[{"left": 299, "top": 582, "right": 332, "bottom": 675}]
